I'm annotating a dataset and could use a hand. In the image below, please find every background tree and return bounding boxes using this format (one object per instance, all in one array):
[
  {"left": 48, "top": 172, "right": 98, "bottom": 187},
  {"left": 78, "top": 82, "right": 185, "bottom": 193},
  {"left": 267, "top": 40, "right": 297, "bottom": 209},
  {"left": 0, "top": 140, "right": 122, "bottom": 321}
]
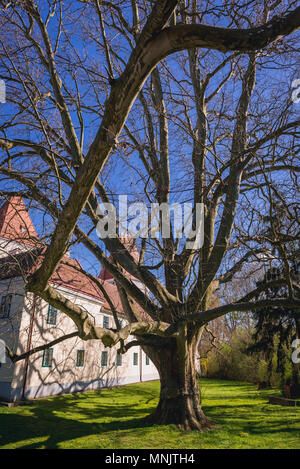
[
  {"left": 0, "top": 0, "right": 300, "bottom": 431},
  {"left": 248, "top": 196, "right": 300, "bottom": 388}
]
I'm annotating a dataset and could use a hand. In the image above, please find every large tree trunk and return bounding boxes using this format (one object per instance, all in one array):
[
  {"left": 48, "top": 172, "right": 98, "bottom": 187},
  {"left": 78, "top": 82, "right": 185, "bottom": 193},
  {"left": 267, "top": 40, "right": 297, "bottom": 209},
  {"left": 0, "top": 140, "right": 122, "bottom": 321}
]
[{"left": 143, "top": 333, "right": 214, "bottom": 431}]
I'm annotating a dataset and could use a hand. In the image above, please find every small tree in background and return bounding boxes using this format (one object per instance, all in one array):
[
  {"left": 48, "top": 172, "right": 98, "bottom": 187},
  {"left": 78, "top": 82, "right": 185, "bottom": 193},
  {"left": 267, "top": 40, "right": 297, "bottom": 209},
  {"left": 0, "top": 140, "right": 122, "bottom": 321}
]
[
  {"left": 248, "top": 196, "right": 300, "bottom": 391},
  {"left": 249, "top": 263, "right": 300, "bottom": 389}
]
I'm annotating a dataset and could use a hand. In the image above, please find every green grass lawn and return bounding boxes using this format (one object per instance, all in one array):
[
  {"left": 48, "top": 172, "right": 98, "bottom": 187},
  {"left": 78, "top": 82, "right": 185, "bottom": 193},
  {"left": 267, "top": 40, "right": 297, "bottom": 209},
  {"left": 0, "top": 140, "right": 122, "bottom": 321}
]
[{"left": 0, "top": 378, "right": 299, "bottom": 449}]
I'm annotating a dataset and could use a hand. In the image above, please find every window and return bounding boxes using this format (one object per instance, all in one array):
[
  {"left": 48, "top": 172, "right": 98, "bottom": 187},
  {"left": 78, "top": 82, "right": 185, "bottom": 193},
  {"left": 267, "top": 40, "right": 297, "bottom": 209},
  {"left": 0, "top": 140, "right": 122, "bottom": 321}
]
[
  {"left": 133, "top": 352, "right": 138, "bottom": 366},
  {"left": 76, "top": 350, "right": 85, "bottom": 367},
  {"left": 101, "top": 350, "right": 108, "bottom": 367},
  {"left": 116, "top": 352, "right": 122, "bottom": 366},
  {"left": 0, "top": 294, "right": 12, "bottom": 319},
  {"left": 103, "top": 316, "right": 109, "bottom": 328},
  {"left": 42, "top": 348, "right": 53, "bottom": 367},
  {"left": 145, "top": 355, "right": 150, "bottom": 366},
  {"left": 47, "top": 305, "right": 57, "bottom": 325}
]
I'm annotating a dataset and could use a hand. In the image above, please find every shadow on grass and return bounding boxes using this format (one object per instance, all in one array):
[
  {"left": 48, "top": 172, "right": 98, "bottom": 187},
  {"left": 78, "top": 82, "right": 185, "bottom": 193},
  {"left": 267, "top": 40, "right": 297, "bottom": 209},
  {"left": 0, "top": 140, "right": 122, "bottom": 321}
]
[
  {"left": 203, "top": 402, "right": 300, "bottom": 437},
  {"left": 0, "top": 386, "right": 159, "bottom": 449},
  {"left": 0, "top": 411, "right": 155, "bottom": 449},
  {"left": 1, "top": 380, "right": 299, "bottom": 449}
]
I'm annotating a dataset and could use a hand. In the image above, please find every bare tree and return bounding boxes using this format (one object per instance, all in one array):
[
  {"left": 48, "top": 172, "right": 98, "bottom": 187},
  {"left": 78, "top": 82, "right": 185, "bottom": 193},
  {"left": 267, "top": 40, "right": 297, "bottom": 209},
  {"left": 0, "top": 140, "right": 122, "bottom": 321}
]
[{"left": 0, "top": 0, "right": 300, "bottom": 430}]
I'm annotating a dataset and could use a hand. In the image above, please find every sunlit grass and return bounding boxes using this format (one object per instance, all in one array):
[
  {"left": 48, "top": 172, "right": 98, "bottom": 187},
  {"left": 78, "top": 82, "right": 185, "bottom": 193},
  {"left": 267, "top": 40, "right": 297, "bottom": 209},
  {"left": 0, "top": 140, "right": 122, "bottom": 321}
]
[{"left": 0, "top": 379, "right": 299, "bottom": 449}]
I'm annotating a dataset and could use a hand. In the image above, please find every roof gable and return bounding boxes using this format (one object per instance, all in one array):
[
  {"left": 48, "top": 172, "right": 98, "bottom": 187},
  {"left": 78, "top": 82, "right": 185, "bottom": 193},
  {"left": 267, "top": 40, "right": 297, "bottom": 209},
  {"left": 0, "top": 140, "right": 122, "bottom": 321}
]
[{"left": 0, "top": 196, "right": 39, "bottom": 245}]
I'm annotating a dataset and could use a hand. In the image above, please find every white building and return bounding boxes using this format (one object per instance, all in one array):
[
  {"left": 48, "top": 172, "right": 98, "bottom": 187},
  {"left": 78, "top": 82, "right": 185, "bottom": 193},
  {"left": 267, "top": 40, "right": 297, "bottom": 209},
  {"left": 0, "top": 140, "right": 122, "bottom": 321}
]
[{"left": 0, "top": 197, "right": 158, "bottom": 402}]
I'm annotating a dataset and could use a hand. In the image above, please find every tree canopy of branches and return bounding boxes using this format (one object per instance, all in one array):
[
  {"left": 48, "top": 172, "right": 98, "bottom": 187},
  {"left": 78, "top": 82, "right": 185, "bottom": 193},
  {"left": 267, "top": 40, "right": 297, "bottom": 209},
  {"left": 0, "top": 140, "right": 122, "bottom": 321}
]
[{"left": 0, "top": 0, "right": 300, "bottom": 431}]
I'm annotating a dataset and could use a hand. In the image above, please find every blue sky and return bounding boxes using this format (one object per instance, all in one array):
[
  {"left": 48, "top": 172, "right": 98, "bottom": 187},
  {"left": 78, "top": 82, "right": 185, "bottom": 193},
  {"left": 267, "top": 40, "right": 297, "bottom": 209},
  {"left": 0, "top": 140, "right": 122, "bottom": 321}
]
[{"left": 0, "top": 0, "right": 299, "bottom": 283}]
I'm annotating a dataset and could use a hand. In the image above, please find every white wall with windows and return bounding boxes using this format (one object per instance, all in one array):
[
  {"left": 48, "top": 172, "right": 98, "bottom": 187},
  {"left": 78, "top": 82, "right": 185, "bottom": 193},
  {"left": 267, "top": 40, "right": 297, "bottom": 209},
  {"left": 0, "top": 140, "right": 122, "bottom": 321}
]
[{"left": 0, "top": 278, "right": 159, "bottom": 402}]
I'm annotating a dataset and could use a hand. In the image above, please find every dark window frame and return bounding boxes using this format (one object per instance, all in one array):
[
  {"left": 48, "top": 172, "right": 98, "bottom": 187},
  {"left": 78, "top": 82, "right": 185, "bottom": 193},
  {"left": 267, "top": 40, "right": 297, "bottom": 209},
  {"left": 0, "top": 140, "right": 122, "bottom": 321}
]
[
  {"left": 76, "top": 350, "right": 85, "bottom": 367},
  {"left": 47, "top": 304, "right": 57, "bottom": 325},
  {"left": 116, "top": 352, "right": 122, "bottom": 366},
  {"left": 103, "top": 315, "right": 109, "bottom": 328},
  {"left": 42, "top": 348, "right": 53, "bottom": 367},
  {"left": 133, "top": 352, "right": 138, "bottom": 366},
  {"left": 101, "top": 350, "right": 108, "bottom": 367},
  {"left": 0, "top": 294, "right": 12, "bottom": 319}
]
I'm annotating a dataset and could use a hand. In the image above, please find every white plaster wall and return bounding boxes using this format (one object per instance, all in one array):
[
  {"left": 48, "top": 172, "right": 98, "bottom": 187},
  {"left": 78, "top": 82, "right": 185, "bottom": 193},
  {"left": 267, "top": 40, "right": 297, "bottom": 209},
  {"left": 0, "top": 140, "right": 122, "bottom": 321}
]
[
  {"left": 0, "top": 277, "right": 26, "bottom": 400},
  {"left": 8, "top": 284, "right": 158, "bottom": 400}
]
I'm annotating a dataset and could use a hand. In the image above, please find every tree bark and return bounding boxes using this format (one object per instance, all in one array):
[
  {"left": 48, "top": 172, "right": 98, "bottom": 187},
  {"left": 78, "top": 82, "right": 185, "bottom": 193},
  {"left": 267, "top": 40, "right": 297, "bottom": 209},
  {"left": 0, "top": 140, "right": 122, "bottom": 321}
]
[{"left": 143, "top": 336, "right": 214, "bottom": 431}]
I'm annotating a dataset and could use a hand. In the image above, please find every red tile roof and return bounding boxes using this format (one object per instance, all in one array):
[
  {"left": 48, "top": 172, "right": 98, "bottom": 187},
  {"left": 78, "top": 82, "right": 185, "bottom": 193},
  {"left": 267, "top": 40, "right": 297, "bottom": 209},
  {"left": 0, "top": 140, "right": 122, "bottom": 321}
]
[
  {"left": 0, "top": 197, "right": 150, "bottom": 321},
  {"left": 0, "top": 197, "right": 106, "bottom": 303},
  {"left": 99, "top": 265, "right": 114, "bottom": 281},
  {"left": 0, "top": 248, "right": 105, "bottom": 302},
  {"left": 0, "top": 196, "right": 39, "bottom": 245},
  {"left": 52, "top": 258, "right": 107, "bottom": 302},
  {"left": 99, "top": 234, "right": 140, "bottom": 281},
  {"left": 98, "top": 278, "right": 123, "bottom": 313}
]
